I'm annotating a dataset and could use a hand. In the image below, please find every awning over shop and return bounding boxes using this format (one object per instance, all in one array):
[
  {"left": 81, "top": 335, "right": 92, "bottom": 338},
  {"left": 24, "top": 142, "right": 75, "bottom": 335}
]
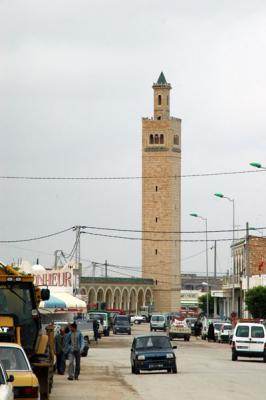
[{"left": 40, "top": 292, "right": 87, "bottom": 313}]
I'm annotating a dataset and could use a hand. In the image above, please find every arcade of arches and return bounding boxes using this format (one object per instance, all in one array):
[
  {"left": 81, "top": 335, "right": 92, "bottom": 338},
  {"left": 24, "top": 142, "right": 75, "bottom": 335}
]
[{"left": 80, "top": 277, "right": 154, "bottom": 313}]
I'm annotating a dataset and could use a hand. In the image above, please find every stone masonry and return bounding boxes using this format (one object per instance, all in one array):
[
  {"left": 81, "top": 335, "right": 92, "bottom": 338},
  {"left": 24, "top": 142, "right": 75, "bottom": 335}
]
[{"left": 142, "top": 72, "right": 181, "bottom": 312}]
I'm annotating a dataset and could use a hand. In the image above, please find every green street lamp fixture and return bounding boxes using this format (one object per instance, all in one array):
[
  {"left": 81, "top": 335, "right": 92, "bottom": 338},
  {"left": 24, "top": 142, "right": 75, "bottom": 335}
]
[
  {"left": 214, "top": 192, "right": 224, "bottom": 199},
  {"left": 190, "top": 213, "right": 199, "bottom": 218},
  {"left": 250, "top": 162, "right": 263, "bottom": 169}
]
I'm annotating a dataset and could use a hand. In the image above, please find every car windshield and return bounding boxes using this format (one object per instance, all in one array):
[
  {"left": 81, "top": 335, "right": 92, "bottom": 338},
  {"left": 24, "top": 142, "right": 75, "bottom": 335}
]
[
  {"left": 223, "top": 325, "right": 232, "bottom": 330},
  {"left": 135, "top": 336, "right": 171, "bottom": 350},
  {"left": 251, "top": 326, "right": 264, "bottom": 338},
  {"left": 88, "top": 313, "right": 107, "bottom": 321},
  {"left": 116, "top": 320, "right": 129, "bottom": 326},
  {"left": 152, "top": 316, "right": 164, "bottom": 322},
  {"left": 236, "top": 325, "right": 249, "bottom": 338},
  {"left": 0, "top": 347, "right": 30, "bottom": 371},
  {"left": 214, "top": 323, "right": 223, "bottom": 331}
]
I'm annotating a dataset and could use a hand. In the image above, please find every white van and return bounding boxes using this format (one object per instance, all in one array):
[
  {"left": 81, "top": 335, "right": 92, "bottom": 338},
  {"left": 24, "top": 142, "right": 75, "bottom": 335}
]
[
  {"left": 231, "top": 322, "right": 266, "bottom": 362},
  {"left": 150, "top": 314, "right": 168, "bottom": 332}
]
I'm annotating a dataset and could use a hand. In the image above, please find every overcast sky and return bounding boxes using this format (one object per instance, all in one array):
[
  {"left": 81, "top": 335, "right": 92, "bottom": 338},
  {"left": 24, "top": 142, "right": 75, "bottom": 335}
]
[{"left": 1, "top": 0, "right": 266, "bottom": 278}]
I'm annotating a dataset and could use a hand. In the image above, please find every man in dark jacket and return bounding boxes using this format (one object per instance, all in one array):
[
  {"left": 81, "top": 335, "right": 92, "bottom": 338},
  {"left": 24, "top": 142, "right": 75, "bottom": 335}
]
[
  {"left": 93, "top": 319, "right": 99, "bottom": 342},
  {"left": 55, "top": 328, "right": 66, "bottom": 374},
  {"left": 67, "top": 322, "right": 84, "bottom": 381}
]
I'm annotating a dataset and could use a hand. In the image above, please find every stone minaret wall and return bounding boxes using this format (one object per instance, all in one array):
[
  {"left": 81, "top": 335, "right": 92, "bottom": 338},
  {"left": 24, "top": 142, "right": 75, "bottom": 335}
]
[{"left": 142, "top": 73, "right": 181, "bottom": 312}]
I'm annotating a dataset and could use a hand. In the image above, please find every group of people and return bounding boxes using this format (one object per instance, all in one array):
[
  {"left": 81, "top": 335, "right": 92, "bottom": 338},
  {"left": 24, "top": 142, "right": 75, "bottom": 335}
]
[{"left": 54, "top": 322, "right": 85, "bottom": 381}]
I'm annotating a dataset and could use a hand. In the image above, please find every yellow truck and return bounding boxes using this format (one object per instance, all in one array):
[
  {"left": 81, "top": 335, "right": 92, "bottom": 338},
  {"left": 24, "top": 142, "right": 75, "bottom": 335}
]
[{"left": 0, "top": 262, "right": 54, "bottom": 400}]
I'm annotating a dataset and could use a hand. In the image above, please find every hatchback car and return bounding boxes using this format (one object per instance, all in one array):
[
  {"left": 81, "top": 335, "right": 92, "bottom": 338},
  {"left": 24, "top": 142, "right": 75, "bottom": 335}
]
[
  {"left": 113, "top": 315, "right": 131, "bottom": 335},
  {"left": 0, "top": 343, "right": 39, "bottom": 400},
  {"left": 130, "top": 334, "right": 177, "bottom": 374},
  {"left": 0, "top": 361, "right": 14, "bottom": 400},
  {"left": 231, "top": 323, "right": 266, "bottom": 362}
]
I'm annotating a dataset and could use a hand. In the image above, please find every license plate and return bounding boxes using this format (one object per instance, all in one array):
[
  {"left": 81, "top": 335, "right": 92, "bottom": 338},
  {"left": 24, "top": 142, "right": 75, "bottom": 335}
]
[
  {"left": 237, "top": 346, "right": 248, "bottom": 349},
  {"left": 149, "top": 363, "right": 164, "bottom": 368}
]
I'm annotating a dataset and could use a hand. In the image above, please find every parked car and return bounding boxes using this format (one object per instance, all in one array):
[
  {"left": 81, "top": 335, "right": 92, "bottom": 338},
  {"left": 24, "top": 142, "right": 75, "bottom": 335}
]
[
  {"left": 217, "top": 323, "right": 233, "bottom": 343},
  {"left": 87, "top": 311, "right": 111, "bottom": 336},
  {"left": 130, "top": 334, "right": 177, "bottom": 374},
  {"left": 150, "top": 314, "right": 168, "bottom": 332},
  {"left": 213, "top": 322, "right": 223, "bottom": 342},
  {"left": 0, "top": 361, "right": 14, "bottom": 400},
  {"left": 76, "top": 320, "right": 93, "bottom": 355},
  {"left": 130, "top": 315, "right": 146, "bottom": 324},
  {"left": 113, "top": 315, "right": 131, "bottom": 335},
  {"left": 0, "top": 343, "right": 39, "bottom": 400},
  {"left": 231, "top": 322, "right": 266, "bottom": 362}
]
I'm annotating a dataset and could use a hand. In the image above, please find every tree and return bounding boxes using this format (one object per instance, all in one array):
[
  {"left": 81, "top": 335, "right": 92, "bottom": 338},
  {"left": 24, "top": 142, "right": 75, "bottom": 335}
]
[
  {"left": 198, "top": 293, "right": 214, "bottom": 316},
  {"left": 245, "top": 286, "right": 266, "bottom": 319}
]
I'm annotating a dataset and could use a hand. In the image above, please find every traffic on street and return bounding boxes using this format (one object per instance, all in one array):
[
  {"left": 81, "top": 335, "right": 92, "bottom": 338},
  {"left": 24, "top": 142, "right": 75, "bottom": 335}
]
[{"left": 51, "top": 322, "right": 266, "bottom": 400}]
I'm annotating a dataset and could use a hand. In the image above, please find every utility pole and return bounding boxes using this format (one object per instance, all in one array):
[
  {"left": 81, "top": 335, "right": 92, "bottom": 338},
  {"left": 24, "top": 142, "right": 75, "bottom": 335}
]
[
  {"left": 214, "top": 240, "right": 217, "bottom": 285},
  {"left": 105, "top": 260, "right": 108, "bottom": 278}
]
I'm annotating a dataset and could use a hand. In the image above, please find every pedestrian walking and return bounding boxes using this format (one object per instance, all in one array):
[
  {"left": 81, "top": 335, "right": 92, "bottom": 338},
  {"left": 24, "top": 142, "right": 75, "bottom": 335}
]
[
  {"left": 55, "top": 328, "right": 66, "bottom": 374},
  {"left": 93, "top": 319, "right": 99, "bottom": 342},
  {"left": 67, "top": 322, "right": 84, "bottom": 381},
  {"left": 207, "top": 322, "right": 215, "bottom": 342},
  {"left": 194, "top": 319, "right": 202, "bottom": 340}
]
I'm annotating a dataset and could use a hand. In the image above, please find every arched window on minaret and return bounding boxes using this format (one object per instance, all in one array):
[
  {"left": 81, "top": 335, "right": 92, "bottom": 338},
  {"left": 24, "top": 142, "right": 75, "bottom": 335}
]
[
  {"left": 155, "top": 134, "right": 159, "bottom": 144},
  {"left": 158, "top": 95, "right": 162, "bottom": 105},
  {"left": 149, "top": 134, "right": 154, "bottom": 144},
  {"left": 160, "top": 134, "right": 164, "bottom": 144}
]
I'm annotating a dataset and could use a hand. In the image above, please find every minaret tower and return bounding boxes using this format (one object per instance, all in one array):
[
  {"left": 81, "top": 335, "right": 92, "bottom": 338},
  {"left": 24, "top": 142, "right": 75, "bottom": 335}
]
[{"left": 142, "top": 72, "right": 181, "bottom": 312}]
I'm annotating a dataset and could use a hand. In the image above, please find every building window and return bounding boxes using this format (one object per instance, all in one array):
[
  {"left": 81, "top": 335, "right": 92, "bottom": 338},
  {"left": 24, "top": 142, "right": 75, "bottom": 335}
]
[
  {"left": 155, "top": 217, "right": 158, "bottom": 223},
  {"left": 155, "top": 186, "right": 158, "bottom": 192},
  {"left": 149, "top": 134, "right": 154, "bottom": 144},
  {"left": 154, "top": 134, "right": 159, "bottom": 144},
  {"left": 167, "top": 95, "right": 169, "bottom": 106},
  {"left": 157, "top": 116, "right": 161, "bottom": 120},
  {"left": 173, "top": 135, "right": 179, "bottom": 145},
  {"left": 155, "top": 249, "right": 158, "bottom": 255},
  {"left": 158, "top": 95, "right": 162, "bottom": 105},
  {"left": 160, "top": 134, "right": 164, "bottom": 144}
]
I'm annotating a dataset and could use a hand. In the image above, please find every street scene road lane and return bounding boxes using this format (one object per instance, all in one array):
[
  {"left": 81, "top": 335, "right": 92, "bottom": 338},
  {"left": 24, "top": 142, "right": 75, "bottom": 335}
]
[{"left": 51, "top": 324, "right": 266, "bottom": 400}]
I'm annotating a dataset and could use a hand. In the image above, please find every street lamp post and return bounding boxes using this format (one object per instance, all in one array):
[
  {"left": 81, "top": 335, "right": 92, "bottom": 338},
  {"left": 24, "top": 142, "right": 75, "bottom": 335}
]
[
  {"left": 214, "top": 193, "right": 235, "bottom": 314},
  {"left": 190, "top": 213, "right": 209, "bottom": 319}
]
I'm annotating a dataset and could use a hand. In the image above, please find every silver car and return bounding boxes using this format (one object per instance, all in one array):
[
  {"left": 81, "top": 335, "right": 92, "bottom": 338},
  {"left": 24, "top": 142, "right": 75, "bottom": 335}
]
[{"left": 0, "top": 362, "right": 14, "bottom": 400}]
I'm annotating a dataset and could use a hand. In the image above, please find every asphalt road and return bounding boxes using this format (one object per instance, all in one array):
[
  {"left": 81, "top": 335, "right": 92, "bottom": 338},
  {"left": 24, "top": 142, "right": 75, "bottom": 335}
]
[{"left": 51, "top": 324, "right": 266, "bottom": 400}]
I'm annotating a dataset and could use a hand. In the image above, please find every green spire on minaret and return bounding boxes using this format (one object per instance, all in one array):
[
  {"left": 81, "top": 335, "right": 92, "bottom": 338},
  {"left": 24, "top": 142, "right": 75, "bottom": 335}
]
[{"left": 157, "top": 71, "right": 167, "bottom": 85}]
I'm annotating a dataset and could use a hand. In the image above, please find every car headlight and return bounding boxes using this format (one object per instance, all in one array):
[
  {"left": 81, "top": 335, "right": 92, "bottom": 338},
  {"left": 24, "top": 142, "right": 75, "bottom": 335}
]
[
  {"left": 166, "top": 353, "right": 174, "bottom": 359},
  {"left": 137, "top": 355, "right": 145, "bottom": 360}
]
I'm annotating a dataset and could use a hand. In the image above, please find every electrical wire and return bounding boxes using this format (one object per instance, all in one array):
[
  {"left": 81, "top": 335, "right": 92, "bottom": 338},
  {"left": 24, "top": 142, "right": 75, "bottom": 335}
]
[
  {"left": 83, "top": 225, "right": 266, "bottom": 235},
  {"left": 0, "top": 227, "right": 74, "bottom": 244},
  {"left": 83, "top": 231, "right": 237, "bottom": 242},
  {"left": 0, "top": 169, "right": 265, "bottom": 181}
]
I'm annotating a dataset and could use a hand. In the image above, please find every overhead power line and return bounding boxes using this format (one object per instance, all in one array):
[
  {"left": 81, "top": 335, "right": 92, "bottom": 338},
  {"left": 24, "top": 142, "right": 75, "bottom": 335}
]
[
  {"left": 0, "top": 227, "right": 74, "bottom": 244},
  {"left": 83, "top": 231, "right": 233, "bottom": 242},
  {"left": 83, "top": 225, "right": 266, "bottom": 235},
  {"left": 0, "top": 169, "right": 265, "bottom": 181}
]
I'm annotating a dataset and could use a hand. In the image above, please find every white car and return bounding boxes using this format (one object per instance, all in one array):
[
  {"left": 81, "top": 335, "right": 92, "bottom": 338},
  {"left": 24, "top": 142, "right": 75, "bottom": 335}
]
[
  {"left": 217, "top": 323, "right": 233, "bottom": 343},
  {"left": 0, "top": 362, "right": 14, "bottom": 400},
  {"left": 232, "top": 322, "right": 266, "bottom": 362},
  {"left": 130, "top": 315, "right": 146, "bottom": 324}
]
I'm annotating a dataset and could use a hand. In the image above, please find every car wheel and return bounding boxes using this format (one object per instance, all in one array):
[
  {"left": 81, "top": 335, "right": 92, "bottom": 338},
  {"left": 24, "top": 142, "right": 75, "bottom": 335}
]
[
  {"left": 150, "top": 327, "right": 153, "bottom": 332},
  {"left": 167, "top": 368, "right": 171, "bottom": 373},
  {"left": 135, "top": 368, "right": 140, "bottom": 374},
  {"left": 131, "top": 365, "right": 135, "bottom": 374},
  {"left": 232, "top": 351, "right": 238, "bottom": 361},
  {"left": 263, "top": 355, "right": 266, "bottom": 363},
  {"left": 128, "top": 331, "right": 131, "bottom": 335},
  {"left": 172, "top": 365, "right": 177, "bottom": 374}
]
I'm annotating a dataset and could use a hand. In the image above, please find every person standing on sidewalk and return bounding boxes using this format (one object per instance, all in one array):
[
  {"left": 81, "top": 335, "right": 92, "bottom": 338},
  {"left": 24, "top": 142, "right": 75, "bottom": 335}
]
[
  {"left": 67, "top": 322, "right": 84, "bottom": 381},
  {"left": 93, "top": 318, "right": 99, "bottom": 343},
  {"left": 55, "top": 328, "right": 66, "bottom": 374}
]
